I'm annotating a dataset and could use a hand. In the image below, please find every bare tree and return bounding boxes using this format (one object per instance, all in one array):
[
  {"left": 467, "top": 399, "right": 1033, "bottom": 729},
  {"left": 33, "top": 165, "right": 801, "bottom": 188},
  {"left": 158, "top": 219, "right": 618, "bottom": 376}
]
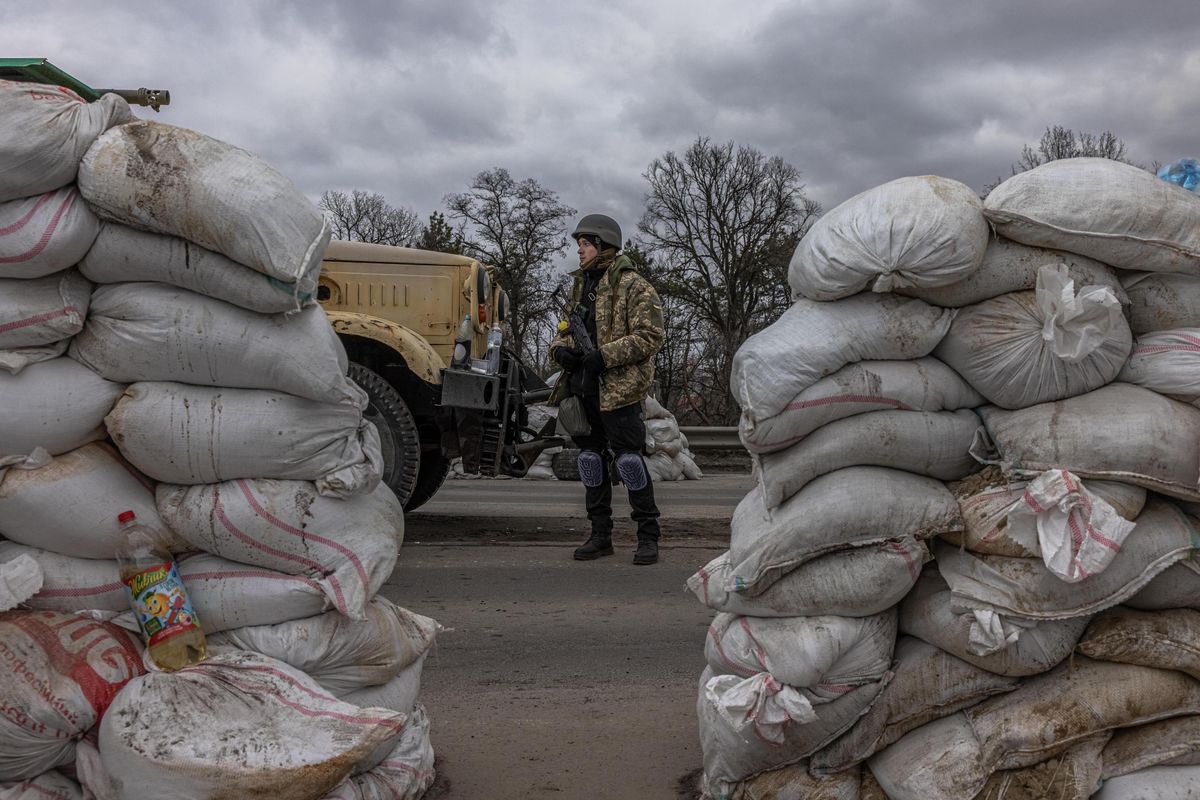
[
  {"left": 637, "top": 138, "right": 821, "bottom": 424},
  {"left": 320, "top": 190, "right": 422, "bottom": 246},
  {"left": 984, "top": 126, "right": 1134, "bottom": 195},
  {"left": 445, "top": 168, "right": 575, "bottom": 362}
]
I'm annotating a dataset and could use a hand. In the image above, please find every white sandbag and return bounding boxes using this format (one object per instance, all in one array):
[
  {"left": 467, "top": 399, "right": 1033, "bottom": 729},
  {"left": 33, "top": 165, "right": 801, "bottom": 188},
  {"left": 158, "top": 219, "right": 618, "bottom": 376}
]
[
  {"left": 756, "top": 409, "right": 980, "bottom": 510},
  {"left": 0, "top": 81, "right": 132, "bottom": 203},
  {"left": 104, "top": 382, "right": 382, "bottom": 498},
  {"left": 157, "top": 479, "right": 400, "bottom": 619},
  {"left": 97, "top": 651, "right": 405, "bottom": 800},
  {"left": 897, "top": 236, "right": 1128, "bottom": 307},
  {"left": 731, "top": 294, "right": 954, "bottom": 424},
  {"left": 0, "top": 188, "right": 100, "bottom": 279},
  {"left": 706, "top": 611, "right": 895, "bottom": 705},
  {"left": 80, "top": 223, "right": 314, "bottom": 313},
  {"left": 0, "top": 552, "right": 41, "bottom": 611},
  {"left": 707, "top": 760, "right": 862, "bottom": 800},
  {"left": 1094, "top": 765, "right": 1200, "bottom": 799},
  {"left": 1119, "top": 328, "right": 1200, "bottom": 404},
  {"left": 1103, "top": 716, "right": 1200, "bottom": 779},
  {"left": 0, "top": 770, "right": 84, "bottom": 799},
  {"left": 984, "top": 157, "right": 1200, "bottom": 274},
  {"left": 0, "top": 611, "right": 143, "bottom": 781},
  {"left": 811, "top": 637, "right": 1018, "bottom": 775},
  {"left": 1124, "top": 271, "right": 1200, "bottom": 333},
  {"left": 0, "top": 443, "right": 168, "bottom": 560},
  {"left": 71, "top": 283, "right": 356, "bottom": 404},
  {"left": 946, "top": 466, "right": 1146, "bottom": 557},
  {"left": 207, "top": 598, "right": 437, "bottom": 695},
  {"left": 1127, "top": 558, "right": 1200, "bottom": 610},
  {"left": 644, "top": 395, "right": 671, "bottom": 420},
  {"left": 728, "top": 467, "right": 960, "bottom": 596},
  {"left": 0, "top": 340, "right": 68, "bottom": 375},
  {"left": 0, "top": 269, "right": 90, "bottom": 349},
  {"left": 698, "top": 666, "right": 887, "bottom": 796},
  {"left": 174, "top": 551, "right": 332, "bottom": 632},
  {"left": 689, "top": 538, "right": 927, "bottom": 618},
  {"left": 322, "top": 704, "right": 436, "bottom": 800},
  {"left": 868, "top": 712, "right": 987, "bottom": 800},
  {"left": 0, "top": 542, "right": 126, "bottom": 612},
  {"left": 977, "top": 383, "right": 1200, "bottom": 500},
  {"left": 1079, "top": 607, "right": 1200, "bottom": 679},
  {"left": 0, "top": 358, "right": 125, "bottom": 457},
  {"left": 678, "top": 451, "right": 703, "bottom": 480},
  {"left": 646, "top": 451, "right": 684, "bottom": 482},
  {"left": 934, "top": 265, "right": 1132, "bottom": 408},
  {"left": 789, "top": 175, "right": 988, "bottom": 300},
  {"left": 899, "top": 568, "right": 1087, "bottom": 676},
  {"left": 78, "top": 120, "right": 331, "bottom": 286},
  {"left": 740, "top": 358, "right": 982, "bottom": 455},
  {"left": 340, "top": 655, "right": 427, "bottom": 715}
]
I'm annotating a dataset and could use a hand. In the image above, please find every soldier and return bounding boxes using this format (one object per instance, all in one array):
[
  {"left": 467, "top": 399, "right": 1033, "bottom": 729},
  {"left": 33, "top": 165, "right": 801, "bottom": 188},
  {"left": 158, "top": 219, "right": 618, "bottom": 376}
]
[{"left": 548, "top": 214, "right": 666, "bottom": 564}]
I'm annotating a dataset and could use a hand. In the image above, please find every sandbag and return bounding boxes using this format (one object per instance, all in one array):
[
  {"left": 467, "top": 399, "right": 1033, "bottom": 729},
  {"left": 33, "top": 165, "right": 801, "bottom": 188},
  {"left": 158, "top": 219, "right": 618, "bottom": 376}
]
[
  {"left": 1102, "top": 716, "right": 1200, "bottom": 779},
  {"left": 0, "top": 187, "right": 100, "bottom": 279},
  {"left": 0, "top": 611, "right": 143, "bottom": 781},
  {"left": 0, "top": 269, "right": 91, "bottom": 349},
  {"left": 728, "top": 467, "right": 961, "bottom": 596},
  {"left": 340, "top": 654, "right": 428, "bottom": 715},
  {"left": 0, "top": 341, "right": 68, "bottom": 375},
  {"left": 0, "top": 443, "right": 169, "bottom": 559},
  {"left": 644, "top": 395, "right": 671, "bottom": 420},
  {"left": 977, "top": 383, "right": 1200, "bottom": 500},
  {"left": 707, "top": 761, "right": 861, "bottom": 800},
  {"left": 756, "top": 409, "right": 980, "bottom": 510},
  {"left": 207, "top": 598, "right": 438, "bottom": 695},
  {"left": 811, "top": 637, "right": 1018, "bottom": 775},
  {"left": 71, "top": 283, "right": 356, "bottom": 404},
  {"left": 646, "top": 451, "right": 684, "bottom": 482},
  {"left": 157, "top": 479, "right": 400, "bottom": 619},
  {"left": 80, "top": 223, "right": 314, "bottom": 313},
  {"left": 104, "top": 382, "right": 381, "bottom": 498},
  {"left": 1127, "top": 558, "right": 1200, "bottom": 610},
  {"left": 78, "top": 120, "right": 331, "bottom": 286},
  {"left": 1124, "top": 271, "right": 1200, "bottom": 333},
  {"left": 983, "top": 157, "right": 1200, "bottom": 274},
  {"left": 971, "top": 734, "right": 1107, "bottom": 800},
  {"left": 934, "top": 266, "right": 1131, "bottom": 408},
  {"left": 945, "top": 466, "right": 1146, "bottom": 557},
  {"left": 1093, "top": 765, "right": 1200, "bottom": 799},
  {"left": 935, "top": 498, "right": 1196, "bottom": 626},
  {"left": 0, "top": 81, "right": 132, "bottom": 202},
  {"left": 174, "top": 551, "right": 332, "bottom": 632},
  {"left": 321, "top": 704, "right": 436, "bottom": 800},
  {"left": 1119, "top": 328, "right": 1200, "bottom": 405},
  {"left": 740, "top": 358, "right": 982, "bottom": 455},
  {"left": 899, "top": 568, "right": 1088, "bottom": 676},
  {"left": 731, "top": 294, "right": 954, "bottom": 424},
  {"left": 705, "top": 611, "right": 895, "bottom": 703},
  {"left": 897, "top": 236, "right": 1128, "bottom": 308},
  {"left": 1078, "top": 607, "right": 1200, "bottom": 679},
  {"left": 678, "top": 451, "right": 704, "bottom": 480},
  {"left": 789, "top": 175, "right": 988, "bottom": 300},
  {"left": 97, "top": 651, "right": 405, "bottom": 800},
  {"left": 688, "top": 537, "right": 927, "bottom": 618},
  {"left": 0, "top": 358, "right": 125, "bottom": 457},
  {"left": 0, "top": 770, "right": 84, "bottom": 799},
  {"left": 0, "top": 541, "right": 127, "bottom": 613}
]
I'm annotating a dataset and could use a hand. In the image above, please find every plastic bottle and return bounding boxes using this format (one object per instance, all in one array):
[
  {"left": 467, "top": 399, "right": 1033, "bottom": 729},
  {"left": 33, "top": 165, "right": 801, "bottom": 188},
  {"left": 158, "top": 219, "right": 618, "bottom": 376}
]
[
  {"left": 115, "top": 510, "right": 207, "bottom": 670},
  {"left": 484, "top": 322, "right": 503, "bottom": 375},
  {"left": 451, "top": 314, "right": 473, "bottom": 368}
]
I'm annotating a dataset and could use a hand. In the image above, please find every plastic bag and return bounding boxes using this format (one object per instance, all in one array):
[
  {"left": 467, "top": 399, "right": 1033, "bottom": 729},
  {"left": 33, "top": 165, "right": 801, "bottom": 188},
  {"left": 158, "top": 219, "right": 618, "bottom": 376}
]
[{"left": 1159, "top": 158, "right": 1200, "bottom": 192}]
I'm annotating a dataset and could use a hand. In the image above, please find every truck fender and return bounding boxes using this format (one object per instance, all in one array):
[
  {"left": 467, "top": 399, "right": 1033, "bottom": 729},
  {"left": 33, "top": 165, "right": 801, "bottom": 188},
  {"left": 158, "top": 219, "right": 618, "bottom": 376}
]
[{"left": 325, "top": 312, "right": 445, "bottom": 385}]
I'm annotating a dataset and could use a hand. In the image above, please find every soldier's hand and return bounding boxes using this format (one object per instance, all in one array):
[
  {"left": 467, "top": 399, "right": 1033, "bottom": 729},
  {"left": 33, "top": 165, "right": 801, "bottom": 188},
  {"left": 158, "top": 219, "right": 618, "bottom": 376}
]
[
  {"left": 554, "top": 347, "right": 584, "bottom": 370},
  {"left": 582, "top": 350, "right": 606, "bottom": 375}
]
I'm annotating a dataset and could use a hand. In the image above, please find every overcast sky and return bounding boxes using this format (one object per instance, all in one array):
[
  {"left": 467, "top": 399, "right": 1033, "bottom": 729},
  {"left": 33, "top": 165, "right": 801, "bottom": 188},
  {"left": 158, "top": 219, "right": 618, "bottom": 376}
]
[{"left": 6, "top": 1, "right": 1200, "bottom": 269}]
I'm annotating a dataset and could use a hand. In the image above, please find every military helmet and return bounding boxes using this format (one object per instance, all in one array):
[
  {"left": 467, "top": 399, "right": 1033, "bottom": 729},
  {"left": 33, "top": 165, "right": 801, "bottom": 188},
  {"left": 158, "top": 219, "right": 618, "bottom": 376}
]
[{"left": 571, "top": 214, "right": 622, "bottom": 250}]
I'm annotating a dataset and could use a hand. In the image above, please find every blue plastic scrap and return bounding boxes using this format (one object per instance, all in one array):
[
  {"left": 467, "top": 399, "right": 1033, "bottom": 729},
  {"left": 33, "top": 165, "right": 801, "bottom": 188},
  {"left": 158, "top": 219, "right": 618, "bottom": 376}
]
[{"left": 1158, "top": 158, "right": 1200, "bottom": 192}]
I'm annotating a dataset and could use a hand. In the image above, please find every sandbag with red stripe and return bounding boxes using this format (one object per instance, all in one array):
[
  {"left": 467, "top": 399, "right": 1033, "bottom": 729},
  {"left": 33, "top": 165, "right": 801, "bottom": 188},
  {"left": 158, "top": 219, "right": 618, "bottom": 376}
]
[
  {"left": 0, "top": 541, "right": 127, "bottom": 613},
  {"left": 97, "top": 650, "right": 405, "bottom": 800},
  {"left": 322, "top": 704, "right": 436, "bottom": 800},
  {"left": 0, "top": 769, "right": 84, "bottom": 799},
  {"left": 1118, "top": 328, "right": 1200, "bottom": 405},
  {"left": 0, "top": 81, "right": 132, "bottom": 203},
  {"left": 0, "top": 358, "right": 125, "bottom": 458},
  {"left": 156, "top": 480, "right": 400, "bottom": 619},
  {"left": 0, "top": 610, "right": 143, "bottom": 781},
  {"left": 0, "top": 188, "right": 100, "bottom": 279},
  {"left": 0, "top": 269, "right": 90, "bottom": 350}
]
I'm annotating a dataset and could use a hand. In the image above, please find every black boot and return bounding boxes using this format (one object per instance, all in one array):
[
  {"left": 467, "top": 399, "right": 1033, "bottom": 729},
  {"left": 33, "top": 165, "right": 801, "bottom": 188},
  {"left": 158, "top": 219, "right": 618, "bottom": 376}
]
[
  {"left": 574, "top": 530, "right": 614, "bottom": 560},
  {"left": 633, "top": 534, "right": 659, "bottom": 565}
]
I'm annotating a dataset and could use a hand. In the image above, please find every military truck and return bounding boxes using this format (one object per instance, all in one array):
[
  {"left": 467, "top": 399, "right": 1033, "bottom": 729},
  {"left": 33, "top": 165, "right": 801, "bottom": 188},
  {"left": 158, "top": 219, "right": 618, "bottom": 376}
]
[{"left": 6, "top": 58, "right": 563, "bottom": 511}]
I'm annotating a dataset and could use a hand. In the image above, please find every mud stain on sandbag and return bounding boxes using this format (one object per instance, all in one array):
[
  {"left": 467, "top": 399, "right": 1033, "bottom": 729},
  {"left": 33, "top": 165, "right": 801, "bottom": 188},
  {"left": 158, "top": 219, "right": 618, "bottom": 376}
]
[{"left": 122, "top": 121, "right": 186, "bottom": 226}]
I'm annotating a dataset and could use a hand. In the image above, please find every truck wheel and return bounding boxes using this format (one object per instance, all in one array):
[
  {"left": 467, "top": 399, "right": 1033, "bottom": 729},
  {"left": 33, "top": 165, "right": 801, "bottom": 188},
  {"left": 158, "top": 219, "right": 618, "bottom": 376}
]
[
  {"left": 405, "top": 448, "right": 450, "bottom": 512},
  {"left": 348, "top": 363, "right": 421, "bottom": 507},
  {"left": 551, "top": 448, "right": 582, "bottom": 481}
]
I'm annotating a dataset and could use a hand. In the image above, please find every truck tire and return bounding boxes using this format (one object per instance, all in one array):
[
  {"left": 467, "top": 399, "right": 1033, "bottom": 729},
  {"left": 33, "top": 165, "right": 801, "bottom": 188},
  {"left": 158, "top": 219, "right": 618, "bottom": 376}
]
[
  {"left": 551, "top": 448, "right": 582, "bottom": 481},
  {"left": 348, "top": 363, "right": 421, "bottom": 508},
  {"left": 405, "top": 448, "right": 450, "bottom": 512}
]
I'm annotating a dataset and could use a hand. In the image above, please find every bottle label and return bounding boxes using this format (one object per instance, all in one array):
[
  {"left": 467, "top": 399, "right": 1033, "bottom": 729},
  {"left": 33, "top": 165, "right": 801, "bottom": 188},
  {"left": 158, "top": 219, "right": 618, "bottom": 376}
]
[{"left": 123, "top": 562, "right": 202, "bottom": 647}]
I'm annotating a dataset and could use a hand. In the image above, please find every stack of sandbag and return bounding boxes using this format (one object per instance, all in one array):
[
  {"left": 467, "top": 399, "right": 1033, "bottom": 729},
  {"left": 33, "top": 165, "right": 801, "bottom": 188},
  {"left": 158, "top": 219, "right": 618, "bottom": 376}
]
[
  {"left": 642, "top": 395, "right": 703, "bottom": 481},
  {"left": 0, "top": 97, "right": 435, "bottom": 799}
]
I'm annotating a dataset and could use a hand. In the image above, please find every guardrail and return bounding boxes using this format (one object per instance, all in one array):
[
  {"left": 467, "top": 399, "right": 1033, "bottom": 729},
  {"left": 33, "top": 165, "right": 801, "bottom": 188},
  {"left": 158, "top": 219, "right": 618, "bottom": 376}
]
[{"left": 679, "top": 426, "right": 741, "bottom": 450}]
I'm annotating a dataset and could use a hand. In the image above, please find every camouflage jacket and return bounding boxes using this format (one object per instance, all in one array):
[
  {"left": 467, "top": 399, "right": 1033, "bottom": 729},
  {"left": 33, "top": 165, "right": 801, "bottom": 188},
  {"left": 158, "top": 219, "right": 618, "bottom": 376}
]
[{"left": 549, "top": 253, "right": 665, "bottom": 411}]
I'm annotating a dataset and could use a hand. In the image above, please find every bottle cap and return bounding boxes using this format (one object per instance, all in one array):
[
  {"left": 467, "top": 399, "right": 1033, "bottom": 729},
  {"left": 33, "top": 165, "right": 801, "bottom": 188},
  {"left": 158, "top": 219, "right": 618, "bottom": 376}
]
[{"left": 117, "top": 510, "right": 136, "bottom": 524}]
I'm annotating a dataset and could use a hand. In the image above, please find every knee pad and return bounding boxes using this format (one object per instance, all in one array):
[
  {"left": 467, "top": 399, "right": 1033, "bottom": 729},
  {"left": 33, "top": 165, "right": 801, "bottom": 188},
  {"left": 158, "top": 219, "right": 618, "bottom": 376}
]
[
  {"left": 577, "top": 450, "right": 605, "bottom": 487},
  {"left": 615, "top": 452, "right": 649, "bottom": 491}
]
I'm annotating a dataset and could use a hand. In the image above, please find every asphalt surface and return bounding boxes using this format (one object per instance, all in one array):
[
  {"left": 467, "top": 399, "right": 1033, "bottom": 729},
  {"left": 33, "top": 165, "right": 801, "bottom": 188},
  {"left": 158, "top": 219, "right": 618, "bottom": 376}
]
[{"left": 386, "top": 474, "right": 751, "bottom": 799}]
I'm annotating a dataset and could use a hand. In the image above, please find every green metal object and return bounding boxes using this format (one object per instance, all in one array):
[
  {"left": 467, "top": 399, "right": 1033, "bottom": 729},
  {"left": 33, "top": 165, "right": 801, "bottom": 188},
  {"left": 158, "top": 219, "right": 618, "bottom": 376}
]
[{"left": 0, "top": 57, "right": 169, "bottom": 110}]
